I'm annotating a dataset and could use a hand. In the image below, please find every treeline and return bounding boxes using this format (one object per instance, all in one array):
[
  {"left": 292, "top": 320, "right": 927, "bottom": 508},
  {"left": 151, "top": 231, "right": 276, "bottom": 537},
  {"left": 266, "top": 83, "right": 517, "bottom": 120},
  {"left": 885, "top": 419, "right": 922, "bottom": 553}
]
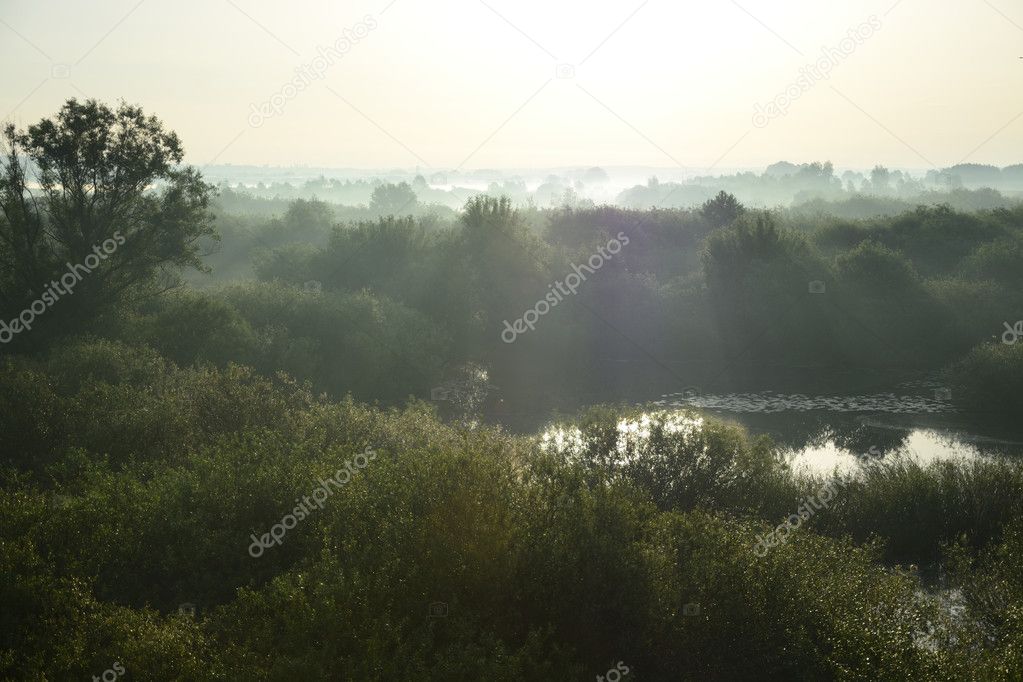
[
  {"left": 169, "top": 193, "right": 1023, "bottom": 418},
  {"left": 618, "top": 161, "right": 1023, "bottom": 212},
  {"left": 211, "top": 161, "right": 1023, "bottom": 219},
  {"left": 9, "top": 146, "right": 1023, "bottom": 417}
]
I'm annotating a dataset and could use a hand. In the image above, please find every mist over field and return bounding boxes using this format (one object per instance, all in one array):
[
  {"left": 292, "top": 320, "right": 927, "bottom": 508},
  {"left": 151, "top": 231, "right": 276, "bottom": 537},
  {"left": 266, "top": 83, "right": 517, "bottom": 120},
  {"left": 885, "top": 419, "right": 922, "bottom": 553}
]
[{"left": 3, "top": 1, "right": 1023, "bottom": 680}]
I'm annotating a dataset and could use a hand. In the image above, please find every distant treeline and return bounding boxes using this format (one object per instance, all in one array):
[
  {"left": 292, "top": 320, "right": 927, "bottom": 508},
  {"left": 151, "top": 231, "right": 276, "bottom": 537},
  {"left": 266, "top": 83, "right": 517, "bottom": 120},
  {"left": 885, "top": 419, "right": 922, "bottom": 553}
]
[
  {"left": 212, "top": 161, "right": 1023, "bottom": 219},
  {"left": 150, "top": 193, "right": 1023, "bottom": 418},
  {"left": 618, "top": 161, "right": 1023, "bottom": 210}
]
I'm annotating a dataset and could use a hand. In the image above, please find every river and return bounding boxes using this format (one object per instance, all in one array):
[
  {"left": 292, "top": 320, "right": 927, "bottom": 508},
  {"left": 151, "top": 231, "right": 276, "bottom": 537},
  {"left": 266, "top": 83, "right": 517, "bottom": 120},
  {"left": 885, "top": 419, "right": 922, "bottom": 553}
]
[{"left": 477, "top": 368, "right": 1023, "bottom": 474}]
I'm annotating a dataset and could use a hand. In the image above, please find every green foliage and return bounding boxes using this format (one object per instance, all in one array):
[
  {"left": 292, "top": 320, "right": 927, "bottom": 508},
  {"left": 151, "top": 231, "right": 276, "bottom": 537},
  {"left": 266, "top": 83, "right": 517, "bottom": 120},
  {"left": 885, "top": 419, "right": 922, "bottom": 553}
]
[
  {"left": 941, "top": 517, "right": 1023, "bottom": 677},
  {"left": 0, "top": 338, "right": 318, "bottom": 474},
  {"left": 369, "top": 181, "right": 418, "bottom": 215},
  {"left": 835, "top": 240, "right": 921, "bottom": 293},
  {"left": 223, "top": 282, "right": 450, "bottom": 400},
  {"left": 0, "top": 533, "right": 222, "bottom": 679},
  {"left": 6, "top": 117, "right": 1023, "bottom": 676},
  {"left": 703, "top": 214, "right": 835, "bottom": 364},
  {"left": 814, "top": 204, "right": 1015, "bottom": 262},
  {"left": 945, "top": 342, "right": 1023, "bottom": 417},
  {"left": 542, "top": 407, "right": 786, "bottom": 515},
  {"left": 173, "top": 193, "right": 1023, "bottom": 404},
  {"left": 274, "top": 215, "right": 438, "bottom": 307},
  {"left": 0, "top": 99, "right": 215, "bottom": 349},
  {"left": 811, "top": 457, "right": 1023, "bottom": 565},
  {"left": 122, "top": 290, "right": 262, "bottom": 367},
  {"left": 700, "top": 190, "right": 745, "bottom": 228},
  {"left": 961, "top": 235, "right": 1023, "bottom": 287},
  {"left": 5, "top": 350, "right": 1022, "bottom": 678},
  {"left": 831, "top": 240, "right": 941, "bottom": 365}
]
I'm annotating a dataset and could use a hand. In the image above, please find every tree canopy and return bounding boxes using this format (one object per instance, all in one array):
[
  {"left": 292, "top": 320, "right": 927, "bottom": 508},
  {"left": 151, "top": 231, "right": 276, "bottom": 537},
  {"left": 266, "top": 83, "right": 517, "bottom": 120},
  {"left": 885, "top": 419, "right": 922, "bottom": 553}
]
[{"left": 0, "top": 99, "right": 214, "bottom": 348}]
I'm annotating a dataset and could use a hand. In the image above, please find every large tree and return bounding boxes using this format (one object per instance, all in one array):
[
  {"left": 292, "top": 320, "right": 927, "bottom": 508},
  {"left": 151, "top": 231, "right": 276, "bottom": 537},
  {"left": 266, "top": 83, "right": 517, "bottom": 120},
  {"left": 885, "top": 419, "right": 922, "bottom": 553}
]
[
  {"left": 700, "top": 190, "right": 745, "bottom": 228},
  {"left": 369, "top": 181, "right": 418, "bottom": 216},
  {"left": 0, "top": 99, "right": 214, "bottom": 348}
]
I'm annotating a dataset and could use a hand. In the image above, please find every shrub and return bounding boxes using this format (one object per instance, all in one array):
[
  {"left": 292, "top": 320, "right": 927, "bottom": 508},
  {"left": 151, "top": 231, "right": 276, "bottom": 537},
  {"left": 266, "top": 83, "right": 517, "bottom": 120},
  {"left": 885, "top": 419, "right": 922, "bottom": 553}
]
[{"left": 946, "top": 342, "right": 1023, "bottom": 417}]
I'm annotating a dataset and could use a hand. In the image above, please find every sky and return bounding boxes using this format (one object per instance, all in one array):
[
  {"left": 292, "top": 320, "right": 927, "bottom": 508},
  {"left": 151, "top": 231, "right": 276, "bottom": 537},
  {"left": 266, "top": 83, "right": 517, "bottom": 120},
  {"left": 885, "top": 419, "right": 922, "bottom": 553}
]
[{"left": 1, "top": 0, "right": 1021, "bottom": 172}]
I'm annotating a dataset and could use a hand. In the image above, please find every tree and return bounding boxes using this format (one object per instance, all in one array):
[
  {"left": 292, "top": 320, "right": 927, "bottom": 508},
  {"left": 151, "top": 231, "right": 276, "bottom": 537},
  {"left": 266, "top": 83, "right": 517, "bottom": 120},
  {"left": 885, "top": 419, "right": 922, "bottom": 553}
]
[
  {"left": 700, "top": 191, "right": 745, "bottom": 228},
  {"left": 702, "top": 214, "right": 833, "bottom": 363},
  {"left": 835, "top": 239, "right": 920, "bottom": 294},
  {"left": 870, "top": 166, "right": 891, "bottom": 194},
  {"left": 0, "top": 99, "right": 214, "bottom": 348},
  {"left": 282, "top": 198, "right": 334, "bottom": 233},
  {"left": 432, "top": 196, "right": 548, "bottom": 355},
  {"left": 369, "top": 182, "right": 418, "bottom": 216}
]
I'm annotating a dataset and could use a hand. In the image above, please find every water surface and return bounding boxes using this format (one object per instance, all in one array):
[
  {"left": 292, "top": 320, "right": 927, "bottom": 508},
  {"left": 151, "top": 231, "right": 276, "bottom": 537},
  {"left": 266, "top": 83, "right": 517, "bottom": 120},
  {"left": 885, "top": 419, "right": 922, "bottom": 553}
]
[{"left": 484, "top": 370, "right": 1023, "bottom": 472}]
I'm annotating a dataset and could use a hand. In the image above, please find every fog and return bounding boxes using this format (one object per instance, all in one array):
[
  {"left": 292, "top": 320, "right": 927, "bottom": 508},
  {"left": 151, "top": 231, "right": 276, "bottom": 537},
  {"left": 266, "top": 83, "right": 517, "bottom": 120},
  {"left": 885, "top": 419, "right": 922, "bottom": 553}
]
[
  {"left": 201, "top": 160, "right": 1023, "bottom": 211},
  {"left": 4, "top": 0, "right": 1023, "bottom": 168},
  {"left": 3, "top": 1, "right": 1023, "bottom": 679}
]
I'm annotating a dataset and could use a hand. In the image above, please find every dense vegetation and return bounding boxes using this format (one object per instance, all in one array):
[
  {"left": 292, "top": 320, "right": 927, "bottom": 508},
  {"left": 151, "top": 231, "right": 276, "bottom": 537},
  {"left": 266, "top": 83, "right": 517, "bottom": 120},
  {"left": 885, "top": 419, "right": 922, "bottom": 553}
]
[
  {"left": 4, "top": 341, "right": 1023, "bottom": 679},
  {"left": 175, "top": 193, "right": 1023, "bottom": 417},
  {"left": 4, "top": 100, "right": 1023, "bottom": 679}
]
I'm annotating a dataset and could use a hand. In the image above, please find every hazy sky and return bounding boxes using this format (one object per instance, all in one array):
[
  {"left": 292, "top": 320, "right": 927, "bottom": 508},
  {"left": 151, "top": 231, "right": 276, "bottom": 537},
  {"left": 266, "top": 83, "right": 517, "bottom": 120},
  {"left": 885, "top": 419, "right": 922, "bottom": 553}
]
[{"left": 1, "top": 0, "right": 1021, "bottom": 171}]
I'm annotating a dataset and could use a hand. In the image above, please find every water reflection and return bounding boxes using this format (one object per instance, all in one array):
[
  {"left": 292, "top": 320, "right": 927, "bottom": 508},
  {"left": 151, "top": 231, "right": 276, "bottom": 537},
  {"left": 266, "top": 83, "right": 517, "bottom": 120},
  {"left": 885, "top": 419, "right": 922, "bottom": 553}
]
[
  {"left": 787, "top": 429, "right": 988, "bottom": 476},
  {"left": 536, "top": 401, "right": 1023, "bottom": 477},
  {"left": 646, "top": 384, "right": 1023, "bottom": 472},
  {"left": 539, "top": 412, "right": 706, "bottom": 464}
]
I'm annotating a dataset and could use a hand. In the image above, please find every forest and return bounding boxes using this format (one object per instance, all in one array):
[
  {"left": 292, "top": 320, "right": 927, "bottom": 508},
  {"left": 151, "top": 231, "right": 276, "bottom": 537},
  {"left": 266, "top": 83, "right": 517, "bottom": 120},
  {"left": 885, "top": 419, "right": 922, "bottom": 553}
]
[{"left": 4, "top": 100, "right": 1023, "bottom": 680}]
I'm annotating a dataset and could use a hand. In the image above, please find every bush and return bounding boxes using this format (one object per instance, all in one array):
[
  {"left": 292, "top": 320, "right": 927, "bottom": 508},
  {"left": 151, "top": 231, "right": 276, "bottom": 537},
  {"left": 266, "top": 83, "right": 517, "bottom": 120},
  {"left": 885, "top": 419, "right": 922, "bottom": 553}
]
[
  {"left": 1, "top": 344, "right": 1020, "bottom": 678},
  {"left": 945, "top": 342, "right": 1023, "bottom": 417},
  {"left": 224, "top": 282, "right": 452, "bottom": 401}
]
